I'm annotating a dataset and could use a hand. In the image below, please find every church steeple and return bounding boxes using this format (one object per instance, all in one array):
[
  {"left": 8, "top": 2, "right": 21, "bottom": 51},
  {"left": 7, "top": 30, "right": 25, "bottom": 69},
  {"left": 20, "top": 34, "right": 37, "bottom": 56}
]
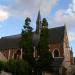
[{"left": 36, "top": 10, "right": 41, "bottom": 34}]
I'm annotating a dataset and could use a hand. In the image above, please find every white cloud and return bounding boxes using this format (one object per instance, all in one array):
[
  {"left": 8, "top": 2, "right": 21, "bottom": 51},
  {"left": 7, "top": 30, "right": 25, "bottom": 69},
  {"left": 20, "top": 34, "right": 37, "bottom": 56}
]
[
  {"left": 0, "top": 9, "right": 9, "bottom": 21},
  {"left": 40, "top": 0, "right": 58, "bottom": 15},
  {"left": 48, "top": 0, "right": 75, "bottom": 27},
  {"left": 73, "top": 0, "right": 75, "bottom": 11},
  {"left": 0, "top": 0, "right": 58, "bottom": 18},
  {"left": 68, "top": 32, "right": 75, "bottom": 41}
]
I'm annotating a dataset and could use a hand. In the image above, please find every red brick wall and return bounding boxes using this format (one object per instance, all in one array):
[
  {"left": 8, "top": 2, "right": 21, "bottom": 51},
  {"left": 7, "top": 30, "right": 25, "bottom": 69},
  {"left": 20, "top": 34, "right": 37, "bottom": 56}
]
[
  {"left": 1, "top": 48, "right": 19, "bottom": 59},
  {"left": 49, "top": 42, "right": 64, "bottom": 57}
]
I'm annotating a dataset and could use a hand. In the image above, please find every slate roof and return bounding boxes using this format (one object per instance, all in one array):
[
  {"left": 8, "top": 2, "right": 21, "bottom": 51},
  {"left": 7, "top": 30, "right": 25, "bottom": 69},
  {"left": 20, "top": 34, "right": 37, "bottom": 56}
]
[
  {"left": 0, "top": 26, "right": 65, "bottom": 49},
  {"left": 0, "top": 34, "right": 21, "bottom": 49},
  {"left": 48, "top": 26, "right": 65, "bottom": 43}
]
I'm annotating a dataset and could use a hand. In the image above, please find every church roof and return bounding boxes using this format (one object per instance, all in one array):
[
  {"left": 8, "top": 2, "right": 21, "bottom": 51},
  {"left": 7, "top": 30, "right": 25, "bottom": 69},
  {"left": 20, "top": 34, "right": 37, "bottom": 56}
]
[
  {"left": 0, "top": 34, "right": 21, "bottom": 49},
  {"left": 0, "top": 26, "right": 65, "bottom": 49},
  {"left": 48, "top": 26, "right": 65, "bottom": 43}
]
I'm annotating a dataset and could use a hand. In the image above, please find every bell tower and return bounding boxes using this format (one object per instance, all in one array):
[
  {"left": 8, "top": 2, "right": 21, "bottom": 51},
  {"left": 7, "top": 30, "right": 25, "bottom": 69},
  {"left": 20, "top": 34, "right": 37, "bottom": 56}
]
[{"left": 36, "top": 10, "right": 41, "bottom": 34}]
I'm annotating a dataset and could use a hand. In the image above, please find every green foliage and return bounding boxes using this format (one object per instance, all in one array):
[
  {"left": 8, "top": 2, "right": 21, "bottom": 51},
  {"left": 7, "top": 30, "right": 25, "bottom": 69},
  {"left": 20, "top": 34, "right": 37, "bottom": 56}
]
[
  {"left": 20, "top": 17, "right": 33, "bottom": 50},
  {"left": 38, "top": 51, "right": 53, "bottom": 69},
  {"left": 0, "top": 61, "right": 6, "bottom": 71},
  {"left": 0, "top": 60, "right": 32, "bottom": 75},
  {"left": 20, "top": 17, "right": 34, "bottom": 62},
  {"left": 42, "top": 18, "right": 48, "bottom": 28},
  {"left": 5, "top": 59, "right": 31, "bottom": 75},
  {"left": 37, "top": 18, "right": 49, "bottom": 54},
  {"left": 23, "top": 17, "right": 33, "bottom": 32},
  {"left": 37, "top": 18, "right": 53, "bottom": 70}
]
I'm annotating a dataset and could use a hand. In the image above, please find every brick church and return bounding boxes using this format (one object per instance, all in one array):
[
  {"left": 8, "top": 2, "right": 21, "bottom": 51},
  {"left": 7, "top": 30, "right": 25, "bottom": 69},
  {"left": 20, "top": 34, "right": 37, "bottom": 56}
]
[{"left": 0, "top": 11, "right": 74, "bottom": 75}]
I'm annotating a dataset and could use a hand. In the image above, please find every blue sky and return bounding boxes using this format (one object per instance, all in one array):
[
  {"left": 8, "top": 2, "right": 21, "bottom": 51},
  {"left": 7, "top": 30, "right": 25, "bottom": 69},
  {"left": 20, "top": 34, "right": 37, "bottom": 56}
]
[{"left": 0, "top": 0, "right": 75, "bottom": 56}]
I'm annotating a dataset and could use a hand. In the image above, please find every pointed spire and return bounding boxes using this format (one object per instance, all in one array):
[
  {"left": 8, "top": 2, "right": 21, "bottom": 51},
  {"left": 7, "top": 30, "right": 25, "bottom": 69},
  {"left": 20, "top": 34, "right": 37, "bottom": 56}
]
[
  {"left": 37, "top": 10, "right": 41, "bottom": 20},
  {"left": 36, "top": 10, "right": 41, "bottom": 34},
  {"left": 71, "top": 46, "right": 72, "bottom": 50}
]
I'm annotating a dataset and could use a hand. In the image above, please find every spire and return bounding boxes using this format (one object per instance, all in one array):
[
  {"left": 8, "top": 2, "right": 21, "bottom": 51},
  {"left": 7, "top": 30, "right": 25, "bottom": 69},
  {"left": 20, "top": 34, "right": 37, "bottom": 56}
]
[
  {"left": 36, "top": 10, "right": 41, "bottom": 34},
  {"left": 71, "top": 46, "right": 72, "bottom": 50},
  {"left": 37, "top": 10, "right": 41, "bottom": 20}
]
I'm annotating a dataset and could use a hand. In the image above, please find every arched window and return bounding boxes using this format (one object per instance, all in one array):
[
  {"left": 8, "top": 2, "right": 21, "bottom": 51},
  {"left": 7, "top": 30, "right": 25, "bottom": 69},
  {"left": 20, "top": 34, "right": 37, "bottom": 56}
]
[{"left": 54, "top": 49, "right": 60, "bottom": 57}]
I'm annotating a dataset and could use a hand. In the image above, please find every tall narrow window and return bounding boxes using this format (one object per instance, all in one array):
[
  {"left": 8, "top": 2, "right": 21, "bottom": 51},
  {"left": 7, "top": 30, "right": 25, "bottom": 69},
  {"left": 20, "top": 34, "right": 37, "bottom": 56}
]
[{"left": 54, "top": 49, "right": 60, "bottom": 57}]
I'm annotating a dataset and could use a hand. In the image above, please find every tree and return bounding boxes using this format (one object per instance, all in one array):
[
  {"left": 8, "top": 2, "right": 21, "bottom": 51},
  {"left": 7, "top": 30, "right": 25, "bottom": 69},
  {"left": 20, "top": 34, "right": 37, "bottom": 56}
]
[
  {"left": 5, "top": 59, "right": 31, "bottom": 75},
  {"left": 37, "top": 18, "right": 49, "bottom": 54},
  {"left": 20, "top": 17, "right": 34, "bottom": 65},
  {"left": 0, "top": 61, "right": 6, "bottom": 71},
  {"left": 42, "top": 18, "right": 48, "bottom": 28},
  {"left": 37, "top": 18, "right": 53, "bottom": 71},
  {"left": 20, "top": 17, "right": 33, "bottom": 50}
]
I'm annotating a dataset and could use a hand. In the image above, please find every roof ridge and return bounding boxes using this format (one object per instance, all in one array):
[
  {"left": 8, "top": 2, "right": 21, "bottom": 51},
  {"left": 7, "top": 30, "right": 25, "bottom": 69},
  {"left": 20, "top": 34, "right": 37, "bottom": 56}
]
[
  {"left": 48, "top": 25, "right": 65, "bottom": 30},
  {"left": 1, "top": 34, "right": 21, "bottom": 39}
]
